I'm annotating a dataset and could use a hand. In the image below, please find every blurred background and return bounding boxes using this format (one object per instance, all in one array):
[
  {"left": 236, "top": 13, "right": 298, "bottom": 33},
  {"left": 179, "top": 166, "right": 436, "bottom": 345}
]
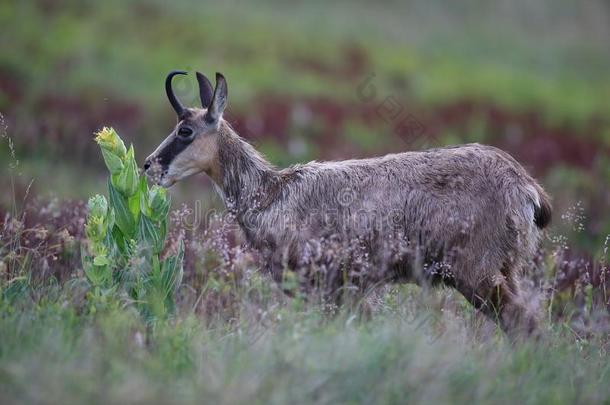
[{"left": 1, "top": 0, "right": 609, "bottom": 253}]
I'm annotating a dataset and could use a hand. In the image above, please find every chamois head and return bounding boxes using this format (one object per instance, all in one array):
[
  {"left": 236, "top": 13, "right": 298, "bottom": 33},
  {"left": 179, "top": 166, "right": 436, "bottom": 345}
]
[{"left": 144, "top": 70, "right": 228, "bottom": 187}]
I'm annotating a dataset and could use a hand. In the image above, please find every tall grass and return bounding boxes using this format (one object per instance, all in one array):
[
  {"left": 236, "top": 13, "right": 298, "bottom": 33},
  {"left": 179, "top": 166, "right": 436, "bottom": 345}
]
[{"left": 1, "top": 168, "right": 609, "bottom": 403}]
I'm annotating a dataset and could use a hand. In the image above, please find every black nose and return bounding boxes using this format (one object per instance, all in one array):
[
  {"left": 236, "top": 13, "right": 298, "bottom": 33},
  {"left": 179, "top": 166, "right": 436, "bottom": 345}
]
[{"left": 143, "top": 160, "right": 151, "bottom": 171}]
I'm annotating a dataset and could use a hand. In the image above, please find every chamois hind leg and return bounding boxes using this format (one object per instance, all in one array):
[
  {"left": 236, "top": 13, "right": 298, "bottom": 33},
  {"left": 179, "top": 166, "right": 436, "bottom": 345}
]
[{"left": 455, "top": 270, "right": 539, "bottom": 339}]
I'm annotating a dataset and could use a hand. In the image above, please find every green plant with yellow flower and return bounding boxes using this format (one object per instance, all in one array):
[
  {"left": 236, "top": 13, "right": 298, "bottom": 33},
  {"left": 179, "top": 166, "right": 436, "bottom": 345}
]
[{"left": 82, "top": 127, "right": 183, "bottom": 321}]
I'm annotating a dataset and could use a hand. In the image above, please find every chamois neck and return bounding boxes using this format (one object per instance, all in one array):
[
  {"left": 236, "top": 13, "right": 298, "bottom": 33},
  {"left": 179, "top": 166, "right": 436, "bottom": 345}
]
[{"left": 216, "top": 123, "right": 277, "bottom": 211}]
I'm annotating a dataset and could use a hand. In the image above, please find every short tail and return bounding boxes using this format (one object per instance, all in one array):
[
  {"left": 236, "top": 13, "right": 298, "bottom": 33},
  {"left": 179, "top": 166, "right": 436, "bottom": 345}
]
[{"left": 533, "top": 185, "right": 552, "bottom": 229}]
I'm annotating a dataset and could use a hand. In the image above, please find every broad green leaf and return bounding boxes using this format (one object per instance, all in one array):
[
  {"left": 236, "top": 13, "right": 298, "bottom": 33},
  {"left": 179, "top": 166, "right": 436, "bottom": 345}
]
[
  {"left": 161, "top": 240, "right": 184, "bottom": 297},
  {"left": 128, "top": 192, "right": 141, "bottom": 224},
  {"left": 111, "top": 225, "right": 127, "bottom": 255},
  {"left": 158, "top": 218, "right": 168, "bottom": 245},
  {"left": 148, "top": 185, "right": 170, "bottom": 221},
  {"left": 100, "top": 148, "right": 124, "bottom": 174},
  {"left": 138, "top": 176, "right": 151, "bottom": 217},
  {"left": 108, "top": 178, "right": 135, "bottom": 237},
  {"left": 84, "top": 263, "right": 112, "bottom": 287},
  {"left": 136, "top": 214, "right": 163, "bottom": 254}
]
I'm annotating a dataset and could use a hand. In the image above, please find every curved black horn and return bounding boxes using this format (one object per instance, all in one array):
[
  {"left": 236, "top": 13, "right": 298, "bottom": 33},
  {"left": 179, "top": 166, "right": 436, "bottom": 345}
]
[{"left": 165, "top": 70, "right": 187, "bottom": 116}]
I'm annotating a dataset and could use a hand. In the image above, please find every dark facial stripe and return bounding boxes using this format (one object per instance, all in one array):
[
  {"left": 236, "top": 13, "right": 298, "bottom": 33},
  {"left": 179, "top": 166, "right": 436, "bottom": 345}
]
[{"left": 156, "top": 135, "right": 193, "bottom": 168}]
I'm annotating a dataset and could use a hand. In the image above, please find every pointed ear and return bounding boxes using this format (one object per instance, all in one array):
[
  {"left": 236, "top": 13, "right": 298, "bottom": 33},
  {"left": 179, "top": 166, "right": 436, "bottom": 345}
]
[
  {"left": 196, "top": 71, "right": 214, "bottom": 108},
  {"left": 205, "top": 73, "right": 228, "bottom": 124}
]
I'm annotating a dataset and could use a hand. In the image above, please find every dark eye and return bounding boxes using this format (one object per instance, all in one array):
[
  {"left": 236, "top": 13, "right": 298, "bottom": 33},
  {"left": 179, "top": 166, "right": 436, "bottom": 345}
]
[{"left": 178, "top": 127, "right": 193, "bottom": 137}]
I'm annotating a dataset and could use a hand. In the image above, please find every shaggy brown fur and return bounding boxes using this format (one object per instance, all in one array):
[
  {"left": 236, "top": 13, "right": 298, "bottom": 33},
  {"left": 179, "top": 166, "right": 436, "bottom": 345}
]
[{"left": 146, "top": 71, "right": 552, "bottom": 336}]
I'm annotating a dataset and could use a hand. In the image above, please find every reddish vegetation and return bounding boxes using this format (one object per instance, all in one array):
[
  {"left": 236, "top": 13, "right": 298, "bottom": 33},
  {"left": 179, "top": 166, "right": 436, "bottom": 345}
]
[
  {"left": 1, "top": 200, "right": 87, "bottom": 283},
  {"left": 430, "top": 100, "right": 606, "bottom": 174},
  {"left": 1, "top": 80, "right": 142, "bottom": 165},
  {"left": 2, "top": 60, "right": 606, "bottom": 176},
  {"left": 0, "top": 67, "right": 22, "bottom": 104},
  {"left": 32, "top": 94, "right": 141, "bottom": 159},
  {"left": 230, "top": 93, "right": 608, "bottom": 176}
]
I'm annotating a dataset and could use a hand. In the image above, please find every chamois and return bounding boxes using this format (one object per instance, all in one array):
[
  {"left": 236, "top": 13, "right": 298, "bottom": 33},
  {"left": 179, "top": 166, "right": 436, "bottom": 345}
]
[{"left": 145, "top": 70, "right": 552, "bottom": 336}]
